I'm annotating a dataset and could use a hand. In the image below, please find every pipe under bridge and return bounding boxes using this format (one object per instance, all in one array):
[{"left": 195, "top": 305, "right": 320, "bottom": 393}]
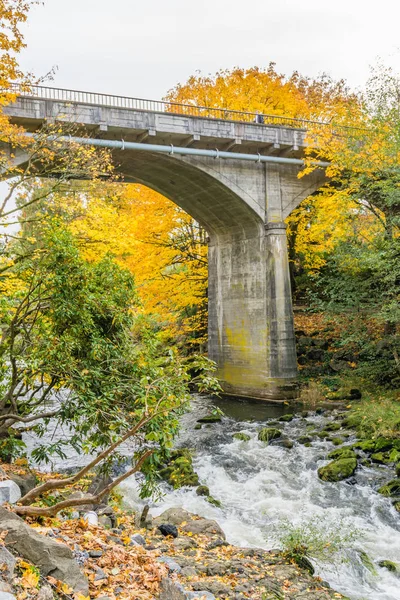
[{"left": 3, "top": 85, "right": 329, "bottom": 401}]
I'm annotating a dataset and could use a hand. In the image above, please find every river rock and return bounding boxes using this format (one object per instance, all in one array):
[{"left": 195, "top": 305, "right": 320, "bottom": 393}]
[
  {"left": 154, "top": 507, "right": 192, "bottom": 526},
  {"left": 0, "top": 507, "right": 88, "bottom": 594},
  {"left": 157, "top": 556, "right": 182, "bottom": 572},
  {"left": 318, "top": 457, "right": 357, "bottom": 482},
  {"left": 36, "top": 586, "right": 54, "bottom": 600},
  {"left": 6, "top": 473, "right": 37, "bottom": 497},
  {"left": 196, "top": 485, "right": 210, "bottom": 496},
  {"left": 378, "top": 479, "right": 400, "bottom": 497},
  {"left": 182, "top": 518, "right": 225, "bottom": 539},
  {"left": 352, "top": 439, "right": 375, "bottom": 453},
  {"left": 0, "top": 547, "right": 16, "bottom": 581},
  {"left": 159, "top": 577, "right": 216, "bottom": 600},
  {"left": 158, "top": 523, "right": 179, "bottom": 538},
  {"left": 233, "top": 432, "right": 251, "bottom": 441},
  {"left": 0, "top": 481, "right": 21, "bottom": 505},
  {"left": 258, "top": 428, "right": 282, "bottom": 443},
  {"left": 378, "top": 560, "right": 399, "bottom": 573},
  {"left": 0, "top": 593, "right": 17, "bottom": 600},
  {"left": 196, "top": 414, "right": 221, "bottom": 424},
  {"left": 327, "top": 447, "right": 356, "bottom": 460},
  {"left": 278, "top": 414, "right": 293, "bottom": 422}
]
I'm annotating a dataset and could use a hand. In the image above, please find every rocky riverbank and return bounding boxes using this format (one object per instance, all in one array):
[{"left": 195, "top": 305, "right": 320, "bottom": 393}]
[{"left": 0, "top": 498, "right": 350, "bottom": 600}]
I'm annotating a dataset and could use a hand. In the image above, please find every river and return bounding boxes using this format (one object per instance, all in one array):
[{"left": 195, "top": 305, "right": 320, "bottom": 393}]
[{"left": 119, "top": 394, "right": 400, "bottom": 600}]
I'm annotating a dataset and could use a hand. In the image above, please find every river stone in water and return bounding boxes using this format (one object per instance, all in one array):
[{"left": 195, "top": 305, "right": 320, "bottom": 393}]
[
  {"left": 327, "top": 447, "right": 356, "bottom": 460},
  {"left": 233, "top": 432, "right": 251, "bottom": 441},
  {"left": 378, "top": 479, "right": 400, "bottom": 497},
  {"left": 258, "top": 428, "right": 282, "bottom": 443},
  {"left": 318, "top": 457, "right": 357, "bottom": 482}
]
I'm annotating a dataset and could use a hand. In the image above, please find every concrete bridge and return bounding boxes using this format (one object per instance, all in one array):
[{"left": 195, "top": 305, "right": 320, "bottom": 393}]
[{"left": 4, "top": 85, "right": 328, "bottom": 401}]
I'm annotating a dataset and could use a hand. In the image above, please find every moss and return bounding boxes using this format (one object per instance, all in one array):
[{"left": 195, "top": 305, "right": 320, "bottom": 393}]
[
  {"left": 160, "top": 449, "right": 200, "bottom": 489},
  {"left": 359, "top": 551, "right": 377, "bottom": 576},
  {"left": 378, "top": 560, "right": 399, "bottom": 573},
  {"left": 233, "top": 432, "right": 251, "bottom": 442},
  {"left": 377, "top": 479, "right": 400, "bottom": 497},
  {"left": 258, "top": 427, "right": 282, "bottom": 443},
  {"left": 279, "top": 414, "right": 294, "bottom": 422},
  {"left": 197, "top": 414, "right": 222, "bottom": 423},
  {"left": 318, "top": 457, "right": 357, "bottom": 482},
  {"left": 298, "top": 436, "right": 312, "bottom": 445},
  {"left": 371, "top": 452, "right": 391, "bottom": 464},
  {"left": 327, "top": 447, "right": 357, "bottom": 460},
  {"left": 206, "top": 495, "right": 222, "bottom": 508},
  {"left": 332, "top": 437, "right": 344, "bottom": 446},
  {"left": 196, "top": 485, "right": 210, "bottom": 496},
  {"left": 194, "top": 424, "right": 202, "bottom": 430},
  {"left": 352, "top": 440, "right": 376, "bottom": 453},
  {"left": 374, "top": 437, "right": 396, "bottom": 452},
  {"left": 342, "top": 415, "right": 362, "bottom": 429},
  {"left": 323, "top": 422, "right": 342, "bottom": 432}
]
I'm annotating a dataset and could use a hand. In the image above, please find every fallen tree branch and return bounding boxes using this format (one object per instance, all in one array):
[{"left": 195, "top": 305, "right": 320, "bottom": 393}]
[{"left": 14, "top": 449, "right": 153, "bottom": 517}]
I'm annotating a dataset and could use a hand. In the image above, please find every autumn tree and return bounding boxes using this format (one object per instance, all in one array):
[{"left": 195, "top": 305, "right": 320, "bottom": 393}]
[
  {"left": 166, "top": 65, "right": 360, "bottom": 294},
  {"left": 303, "top": 62, "right": 400, "bottom": 386}
]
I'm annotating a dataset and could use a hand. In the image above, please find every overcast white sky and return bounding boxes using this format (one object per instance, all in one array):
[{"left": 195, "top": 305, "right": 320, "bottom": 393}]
[{"left": 18, "top": 0, "right": 400, "bottom": 100}]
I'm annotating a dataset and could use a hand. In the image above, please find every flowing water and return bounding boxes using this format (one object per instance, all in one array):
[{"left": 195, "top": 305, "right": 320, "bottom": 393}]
[{"left": 119, "top": 395, "right": 400, "bottom": 600}]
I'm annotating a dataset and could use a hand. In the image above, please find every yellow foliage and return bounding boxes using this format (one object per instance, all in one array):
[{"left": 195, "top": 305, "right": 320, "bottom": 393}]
[{"left": 67, "top": 184, "right": 207, "bottom": 340}]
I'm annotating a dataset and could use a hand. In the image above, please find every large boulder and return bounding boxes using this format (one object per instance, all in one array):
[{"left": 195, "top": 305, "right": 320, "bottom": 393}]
[
  {"left": 154, "top": 508, "right": 225, "bottom": 539},
  {"left": 318, "top": 457, "right": 357, "bottom": 482},
  {"left": 7, "top": 473, "right": 37, "bottom": 498},
  {"left": 0, "top": 507, "right": 88, "bottom": 594},
  {"left": 182, "top": 519, "right": 225, "bottom": 539},
  {"left": 153, "top": 508, "right": 192, "bottom": 527}
]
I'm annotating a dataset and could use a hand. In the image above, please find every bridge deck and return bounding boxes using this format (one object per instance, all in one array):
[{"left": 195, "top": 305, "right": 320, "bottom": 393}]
[{"left": 3, "top": 84, "right": 326, "bottom": 159}]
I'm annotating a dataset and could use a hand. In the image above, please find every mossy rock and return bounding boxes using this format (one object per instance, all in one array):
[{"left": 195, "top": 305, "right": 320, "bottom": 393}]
[
  {"left": 389, "top": 449, "right": 400, "bottom": 463},
  {"left": 352, "top": 440, "right": 376, "bottom": 453},
  {"left": 393, "top": 501, "right": 400, "bottom": 512},
  {"left": 359, "top": 551, "right": 377, "bottom": 575},
  {"left": 197, "top": 414, "right": 222, "bottom": 424},
  {"left": 233, "top": 432, "right": 251, "bottom": 442},
  {"left": 378, "top": 479, "right": 400, "bottom": 497},
  {"left": 278, "top": 414, "right": 294, "bottom": 422},
  {"left": 332, "top": 437, "right": 344, "bottom": 446},
  {"left": 160, "top": 449, "right": 200, "bottom": 489},
  {"left": 374, "top": 437, "right": 396, "bottom": 452},
  {"left": 323, "top": 422, "right": 342, "bottom": 432},
  {"left": 194, "top": 423, "right": 202, "bottom": 430},
  {"left": 298, "top": 436, "right": 312, "bottom": 445},
  {"left": 342, "top": 415, "right": 362, "bottom": 429},
  {"left": 371, "top": 452, "right": 391, "bottom": 465},
  {"left": 317, "top": 430, "right": 330, "bottom": 439},
  {"left": 327, "top": 447, "right": 356, "bottom": 460},
  {"left": 206, "top": 495, "right": 222, "bottom": 508},
  {"left": 258, "top": 427, "right": 282, "bottom": 443},
  {"left": 318, "top": 457, "right": 357, "bottom": 482},
  {"left": 378, "top": 560, "right": 399, "bottom": 573},
  {"left": 196, "top": 485, "right": 210, "bottom": 496},
  {"left": 277, "top": 438, "right": 294, "bottom": 449}
]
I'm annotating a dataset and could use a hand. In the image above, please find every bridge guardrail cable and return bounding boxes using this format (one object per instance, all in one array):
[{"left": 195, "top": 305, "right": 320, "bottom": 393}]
[{"left": 6, "top": 83, "right": 359, "bottom": 135}]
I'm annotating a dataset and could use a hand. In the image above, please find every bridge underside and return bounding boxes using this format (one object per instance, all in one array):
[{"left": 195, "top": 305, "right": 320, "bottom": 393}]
[{"left": 113, "top": 149, "right": 325, "bottom": 401}]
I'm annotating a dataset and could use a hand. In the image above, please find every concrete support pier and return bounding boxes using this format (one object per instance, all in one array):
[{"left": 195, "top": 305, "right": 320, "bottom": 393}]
[{"left": 208, "top": 221, "right": 297, "bottom": 401}]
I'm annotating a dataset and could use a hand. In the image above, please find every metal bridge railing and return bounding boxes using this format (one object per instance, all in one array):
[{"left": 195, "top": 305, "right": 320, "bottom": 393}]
[{"left": 8, "top": 83, "right": 336, "bottom": 131}]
